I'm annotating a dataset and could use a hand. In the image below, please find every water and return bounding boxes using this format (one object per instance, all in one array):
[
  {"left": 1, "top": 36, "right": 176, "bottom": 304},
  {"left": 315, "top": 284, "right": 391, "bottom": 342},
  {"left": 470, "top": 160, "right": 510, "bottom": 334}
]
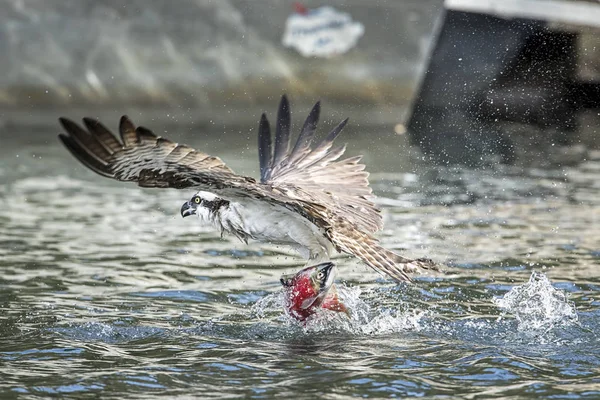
[{"left": 1, "top": 122, "right": 600, "bottom": 398}]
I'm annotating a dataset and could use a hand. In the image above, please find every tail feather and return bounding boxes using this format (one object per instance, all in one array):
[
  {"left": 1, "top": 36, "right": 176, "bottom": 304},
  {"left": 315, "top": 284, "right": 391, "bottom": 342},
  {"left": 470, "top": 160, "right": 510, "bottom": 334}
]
[{"left": 328, "top": 224, "right": 439, "bottom": 283}]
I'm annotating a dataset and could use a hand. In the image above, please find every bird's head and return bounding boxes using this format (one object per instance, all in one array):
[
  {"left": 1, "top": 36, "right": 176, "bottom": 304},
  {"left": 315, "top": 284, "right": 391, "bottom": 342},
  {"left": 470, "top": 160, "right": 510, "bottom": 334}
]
[
  {"left": 180, "top": 191, "right": 227, "bottom": 220},
  {"left": 281, "top": 262, "right": 347, "bottom": 320}
]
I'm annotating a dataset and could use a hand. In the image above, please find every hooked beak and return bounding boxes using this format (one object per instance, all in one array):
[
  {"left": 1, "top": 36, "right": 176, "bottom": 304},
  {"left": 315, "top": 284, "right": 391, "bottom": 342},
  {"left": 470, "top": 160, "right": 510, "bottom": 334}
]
[{"left": 180, "top": 201, "right": 196, "bottom": 218}]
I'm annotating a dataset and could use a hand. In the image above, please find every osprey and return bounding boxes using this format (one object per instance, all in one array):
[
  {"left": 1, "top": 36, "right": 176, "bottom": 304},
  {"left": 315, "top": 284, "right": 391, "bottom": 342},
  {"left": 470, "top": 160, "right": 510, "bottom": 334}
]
[{"left": 58, "top": 95, "right": 436, "bottom": 282}]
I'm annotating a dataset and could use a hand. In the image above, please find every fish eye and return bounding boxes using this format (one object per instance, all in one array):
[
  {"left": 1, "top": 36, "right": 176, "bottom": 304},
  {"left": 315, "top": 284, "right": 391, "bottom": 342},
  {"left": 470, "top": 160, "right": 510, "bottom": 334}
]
[
  {"left": 317, "top": 271, "right": 325, "bottom": 280},
  {"left": 193, "top": 197, "right": 201, "bottom": 204}
]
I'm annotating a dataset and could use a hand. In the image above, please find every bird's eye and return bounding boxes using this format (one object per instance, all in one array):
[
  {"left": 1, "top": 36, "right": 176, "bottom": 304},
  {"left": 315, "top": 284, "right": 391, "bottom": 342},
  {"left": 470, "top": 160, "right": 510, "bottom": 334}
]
[{"left": 194, "top": 197, "right": 201, "bottom": 204}]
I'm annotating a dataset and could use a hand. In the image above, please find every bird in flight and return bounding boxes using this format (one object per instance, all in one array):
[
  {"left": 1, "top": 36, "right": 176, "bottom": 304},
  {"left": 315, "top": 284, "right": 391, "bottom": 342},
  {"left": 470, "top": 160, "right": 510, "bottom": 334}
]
[{"left": 58, "top": 95, "right": 436, "bottom": 282}]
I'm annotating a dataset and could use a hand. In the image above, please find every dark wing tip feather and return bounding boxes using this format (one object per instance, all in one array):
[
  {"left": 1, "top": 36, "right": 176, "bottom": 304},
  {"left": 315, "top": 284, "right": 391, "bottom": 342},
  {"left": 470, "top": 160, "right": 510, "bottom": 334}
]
[
  {"left": 120, "top": 115, "right": 134, "bottom": 128},
  {"left": 59, "top": 115, "right": 237, "bottom": 190},
  {"left": 272, "top": 95, "right": 291, "bottom": 166},
  {"left": 258, "top": 113, "right": 272, "bottom": 183},
  {"left": 76, "top": 117, "right": 123, "bottom": 154},
  {"left": 309, "top": 101, "right": 321, "bottom": 125},
  {"left": 82, "top": 117, "right": 103, "bottom": 132},
  {"left": 156, "top": 137, "right": 170, "bottom": 146},
  {"left": 58, "top": 117, "right": 82, "bottom": 135},
  {"left": 58, "top": 133, "right": 113, "bottom": 178},
  {"left": 136, "top": 126, "right": 157, "bottom": 142},
  {"left": 280, "top": 94, "right": 289, "bottom": 110},
  {"left": 327, "top": 117, "right": 349, "bottom": 142},
  {"left": 290, "top": 100, "right": 321, "bottom": 156},
  {"left": 68, "top": 118, "right": 112, "bottom": 159},
  {"left": 119, "top": 115, "right": 138, "bottom": 146},
  {"left": 58, "top": 116, "right": 70, "bottom": 129}
]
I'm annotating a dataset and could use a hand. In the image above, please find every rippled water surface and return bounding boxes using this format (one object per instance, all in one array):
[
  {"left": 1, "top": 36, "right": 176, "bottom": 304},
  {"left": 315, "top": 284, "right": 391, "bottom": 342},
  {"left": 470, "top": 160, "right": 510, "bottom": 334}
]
[{"left": 1, "top": 121, "right": 599, "bottom": 399}]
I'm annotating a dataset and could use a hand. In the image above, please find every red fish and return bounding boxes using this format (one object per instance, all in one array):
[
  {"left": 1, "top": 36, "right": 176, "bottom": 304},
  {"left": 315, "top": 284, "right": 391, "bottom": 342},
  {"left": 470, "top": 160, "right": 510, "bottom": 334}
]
[{"left": 280, "top": 262, "right": 349, "bottom": 321}]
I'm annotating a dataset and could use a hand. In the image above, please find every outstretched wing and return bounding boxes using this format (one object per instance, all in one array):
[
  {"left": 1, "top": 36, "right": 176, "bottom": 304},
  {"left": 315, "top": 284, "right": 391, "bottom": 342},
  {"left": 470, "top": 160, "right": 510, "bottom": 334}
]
[
  {"left": 259, "top": 96, "right": 438, "bottom": 282},
  {"left": 58, "top": 116, "right": 254, "bottom": 191},
  {"left": 59, "top": 100, "right": 436, "bottom": 283},
  {"left": 258, "top": 95, "right": 383, "bottom": 234},
  {"left": 58, "top": 114, "right": 334, "bottom": 233}
]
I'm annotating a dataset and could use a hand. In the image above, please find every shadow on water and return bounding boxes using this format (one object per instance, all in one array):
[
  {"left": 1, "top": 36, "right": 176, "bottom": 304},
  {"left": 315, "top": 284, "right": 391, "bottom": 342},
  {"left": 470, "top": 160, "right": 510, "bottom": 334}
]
[{"left": 0, "top": 124, "right": 599, "bottom": 398}]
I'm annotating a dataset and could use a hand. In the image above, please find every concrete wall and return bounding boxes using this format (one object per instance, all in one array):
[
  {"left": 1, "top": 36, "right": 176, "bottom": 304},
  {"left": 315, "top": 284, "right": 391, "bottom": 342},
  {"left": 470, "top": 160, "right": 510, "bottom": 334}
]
[{"left": 0, "top": 0, "right": 443, "bottom": 127}]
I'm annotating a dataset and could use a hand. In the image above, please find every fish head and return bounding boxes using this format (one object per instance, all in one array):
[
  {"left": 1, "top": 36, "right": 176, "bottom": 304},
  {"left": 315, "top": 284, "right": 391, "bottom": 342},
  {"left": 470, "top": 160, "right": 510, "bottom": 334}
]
[{"left": 280, "top": 262, "right": 338, "bottom": 320}]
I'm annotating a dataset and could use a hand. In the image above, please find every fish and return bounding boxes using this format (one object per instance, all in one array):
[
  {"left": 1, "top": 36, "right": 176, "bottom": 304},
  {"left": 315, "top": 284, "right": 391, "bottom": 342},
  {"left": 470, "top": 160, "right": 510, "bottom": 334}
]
[{"left": 280, "top": 262, "right": 349, "bottom": 321}]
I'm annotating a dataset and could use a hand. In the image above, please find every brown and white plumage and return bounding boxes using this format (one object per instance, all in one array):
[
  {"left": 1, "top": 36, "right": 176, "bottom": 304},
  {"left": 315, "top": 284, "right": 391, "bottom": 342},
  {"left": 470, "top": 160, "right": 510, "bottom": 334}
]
[{"left": 58, "top": 95, "right": 436, "bottom": 282}]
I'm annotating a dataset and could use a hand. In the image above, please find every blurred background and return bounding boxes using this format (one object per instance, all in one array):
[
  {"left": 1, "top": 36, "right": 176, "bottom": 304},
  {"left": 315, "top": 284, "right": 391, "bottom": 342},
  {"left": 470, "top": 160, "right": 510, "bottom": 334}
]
[
  {"left": 0, "top": 0, "right": 439, "bottom": 128},
  {"left": 1, "top": 1, "right": 600, "bottom": 398},
  {"left": 1, "top": 0, "right": 599, "bottom": 165}
]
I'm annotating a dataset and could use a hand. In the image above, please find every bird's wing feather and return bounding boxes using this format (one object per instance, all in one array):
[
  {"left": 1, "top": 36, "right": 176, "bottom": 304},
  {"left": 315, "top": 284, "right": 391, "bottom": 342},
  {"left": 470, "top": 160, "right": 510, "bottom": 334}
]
[
  {"left": 257, "top": 114, "right": 272, "bottom": 183},
  {"left": 327, "top": 218, "right": 439, "bottom": 283},
  {"left": 58, "top": 115, "right": 334, "bottom": 232},
  {"left": 259, "top": 97, "right": 383, "bottom": 234},
  {"left": 59, "top": 116, "right": 248, "bottom": 191},
  {"left": 59, "top": 101, "right": 435, "bottom": 283},
  {"left": 272, "top": 94, "right": 291, "bottom": 169}
]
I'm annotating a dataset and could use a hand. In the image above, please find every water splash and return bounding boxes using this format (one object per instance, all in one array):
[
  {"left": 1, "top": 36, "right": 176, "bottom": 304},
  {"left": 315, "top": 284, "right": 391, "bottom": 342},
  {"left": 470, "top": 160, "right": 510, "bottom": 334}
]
[
  {"left": 251, "top": 284, "right": 429, "bottom": 336},
  {"left": 494, "top": 271, "right": 579, "bottom": 333}
]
